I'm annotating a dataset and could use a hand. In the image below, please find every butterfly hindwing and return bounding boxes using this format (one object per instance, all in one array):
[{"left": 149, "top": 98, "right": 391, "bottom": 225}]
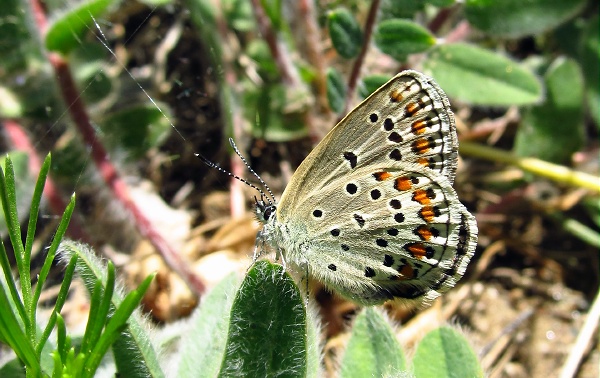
[{"left": 278, "top": 162, "right": 477, "bottom": 305}]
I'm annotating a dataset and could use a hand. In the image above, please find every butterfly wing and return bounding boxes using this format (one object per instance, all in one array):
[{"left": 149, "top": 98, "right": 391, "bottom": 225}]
[
  {"left": 278, "top": 162, "right": 477, "bottom": 305},
  {"left": 277, "top": 70, "right": 458, "bottom": 216}
]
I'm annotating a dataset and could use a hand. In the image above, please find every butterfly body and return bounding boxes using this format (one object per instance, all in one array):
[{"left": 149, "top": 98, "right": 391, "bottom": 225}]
[{"left": 256, "top": 70, "right": 477, "bottom": 306}]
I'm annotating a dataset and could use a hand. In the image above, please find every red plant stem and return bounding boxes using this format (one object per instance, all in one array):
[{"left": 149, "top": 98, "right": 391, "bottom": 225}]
[
  {"left": 3, "top": 120, "right": 89, "bottom": 242},
  {"left": 427, "top": 4, "right": 458, "bottom": 35},
  {"left": 29, "top": 0, "right": 205, "bottom": 296},
  {"left": 344, "top": 0, "right": 381, "bottom": 116}
]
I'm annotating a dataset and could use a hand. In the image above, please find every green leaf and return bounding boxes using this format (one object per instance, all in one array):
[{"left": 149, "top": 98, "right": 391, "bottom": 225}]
[
  {"left": 380, "top": 0, "right": 425, "bottom": 19},
  {"left": 326, "top": 68, "right": 346, "bottom": 114},
  {"left": 514, "top": 57, "right": 585, "bottom": 163},
  {"left": 340, "top": 308, "right": 406, "bottom": 378},
  {"left": 32, "top": 193, "right": 75, "bottom": 315},
  {"left": 178, "top": 273, "right": 240, "bottom": 377},
  {"left": 328, "top": 8, "right": 364, "bottom": 59},
  {"left": 412, "top": 326, "right": 482, "bottom": 378},
  {"left": 58, "top": 241, "right": 165, "bottom": 378},
  {"left": 424, "top": 43, "right": 542, "bottom": 105},
  {"left": 45, "top": 0, "right": 119, "bottom": 54},
  {"left": 464, "top": 0, "right": 587, "bottom": 38},
  {"left": 24, "top": 154, "right": 51, "bottom": 268},
  {"left": 358, "top": 74, "right": 391, "bottom": 99},
  {"left": 0, "top": 155, "right": 32, "bottom": 310},
  {"left": 87, "top": 272, "right": 155, "bottom": 377},
  {"left": 580, "top": 16, "right": 599, "bottom": 128},
  {"left": 0, "top": 152, "right": 32, "bottom": 235},
  {"left": 219, "top": 261, "right": 308, "bottom": 377},
  {"left": 374, "top": 19, "right": 436, "bottom": 59},
  {"left": 0, "top": 279, "right": 39, "bottom": 374},
  {"left": 37, "top": 256, "right": 78, "bottom": 357}
]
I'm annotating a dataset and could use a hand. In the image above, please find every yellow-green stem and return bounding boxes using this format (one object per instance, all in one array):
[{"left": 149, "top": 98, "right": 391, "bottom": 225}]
[{"left": 459, "top": 142, "right": 600, "bottom": 193}]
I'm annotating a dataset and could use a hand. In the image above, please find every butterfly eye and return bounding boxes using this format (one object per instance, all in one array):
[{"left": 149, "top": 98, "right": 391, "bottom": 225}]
[
  {"left": 255, "top": 200, "right": 276, "bottom": 223},
  {"left": 262, "top": 205, "right": 275, "bottom": 221}
]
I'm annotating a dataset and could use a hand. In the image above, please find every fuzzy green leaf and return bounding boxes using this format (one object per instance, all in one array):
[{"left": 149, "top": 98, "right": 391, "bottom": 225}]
[
  {"left": 374, "top": 19, "right": 436, "bottom": 59},
  {"left": 424, "top": 43, "right": 542, "bottom": 105},
  {"left": 178, "top": 273, "right": 241, "bottom": 377},
  {"left": 328, "top": 8, "right": 364, "bottom": 59},
  {"left": 412, "top": 326, "right": 482, "bottom": 377},
  {"left": 219, "top": 261, "right": 308, "bottom": 377},
  {"left": 465, "top": 0, "right": 586, "bottom": 38},
  {"left": 515, "top": 58, "right": 585, "bottom": 163},
  {"left": 340, "top": 308, "right": 406, "bottom": 378}
]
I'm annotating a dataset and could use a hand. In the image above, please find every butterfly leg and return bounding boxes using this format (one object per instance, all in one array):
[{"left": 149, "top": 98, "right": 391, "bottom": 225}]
[
  {"left": 252, "top": 230, "right": 267, "bottom": 262},
  {"left": 303, "top": 261, "right": 309, "bottom": 307},
  {"left": 276, "top": 247, "right": 287, "bottom": 274}
]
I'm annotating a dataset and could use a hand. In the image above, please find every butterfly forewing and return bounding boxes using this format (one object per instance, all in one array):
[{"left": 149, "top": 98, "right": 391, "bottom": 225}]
[{"left": 277, "top": 70, "right": 458, "bottom": 216}]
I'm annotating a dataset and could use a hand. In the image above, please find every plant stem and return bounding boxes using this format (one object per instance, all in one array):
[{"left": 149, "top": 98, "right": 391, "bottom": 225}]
[{"left": 459, "top": 141, "right": 600, "bottom": 192}]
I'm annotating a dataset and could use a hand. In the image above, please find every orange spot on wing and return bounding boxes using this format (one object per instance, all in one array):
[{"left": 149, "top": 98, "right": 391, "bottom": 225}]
[
  {"left": 415, "top": 225, "right": 433, "bottom": 241},
  {"left": 417, "top": 157, "right": 430, "bottom": 167},
  {"left": 406, "top": 243, "right": 427, "bottom": 258},
  {"left": 398, "top": 264, "right": 414, "bottom": 279},
  {"left": 412, "top": 189, "right": 431, "bottom": 205},
  {"left": 419, "top": 206, "right": 435, "bottom": 222},
  {"left": 412, "top": 138, "right": 431, "bottom": 154},
  {"left": 405, "top": 102, "right": 419, "bottom": 117},
  {"left": 394, "top": 176, "right": 412, "bottom": 191},
  {"left": 411, "top": 120, "right": 427, "bottom": 134},
  {"left": 373, "top": 171, "right": 392, "bottom": 181},
  {"left": 390, "top": 90, "right": 404, "bottom": 102}
]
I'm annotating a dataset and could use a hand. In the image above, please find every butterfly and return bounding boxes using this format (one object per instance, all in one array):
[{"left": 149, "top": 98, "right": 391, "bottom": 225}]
[{"left": 249, "top": 70, "right": 478, "bottom": 306}]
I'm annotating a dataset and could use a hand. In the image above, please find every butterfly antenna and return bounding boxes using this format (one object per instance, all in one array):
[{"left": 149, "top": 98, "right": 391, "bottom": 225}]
[
  {"left": 228, "top": 138, "right": 277, "bottom": 203},
  {"left": 195, "top": 153, "right": 271, "bottom": 204}
]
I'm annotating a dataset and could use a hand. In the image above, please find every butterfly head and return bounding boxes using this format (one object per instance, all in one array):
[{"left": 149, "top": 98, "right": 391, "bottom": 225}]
[{"left": 254, "top": 195, "right": 277, "bottom": 225}]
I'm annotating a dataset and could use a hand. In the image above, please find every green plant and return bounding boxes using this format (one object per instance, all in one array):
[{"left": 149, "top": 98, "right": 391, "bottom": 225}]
[
  {"left": 172, "top": 261, "right": 482, "bottom": 377},
  {"left": 0, "top": 154, "right": 155, "bottom": 377}
]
